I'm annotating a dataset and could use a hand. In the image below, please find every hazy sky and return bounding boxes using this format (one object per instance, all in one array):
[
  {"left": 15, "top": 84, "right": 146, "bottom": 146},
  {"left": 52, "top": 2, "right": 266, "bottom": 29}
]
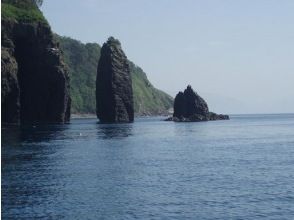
[{"left": 42, "top": 0, "right": 294, "bottom": 114}]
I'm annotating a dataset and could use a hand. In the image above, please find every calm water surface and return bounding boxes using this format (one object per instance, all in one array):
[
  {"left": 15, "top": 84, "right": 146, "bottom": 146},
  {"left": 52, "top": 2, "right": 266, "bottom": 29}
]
[{"left": 2, "top": 114, "right": 294, "bottom": 219}]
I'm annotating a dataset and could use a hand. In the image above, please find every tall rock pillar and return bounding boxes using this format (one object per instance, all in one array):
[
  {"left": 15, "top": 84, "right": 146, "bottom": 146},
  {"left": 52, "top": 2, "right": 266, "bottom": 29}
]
[{"left": 96, "top": 37, "right": 134, "bottom": 123}]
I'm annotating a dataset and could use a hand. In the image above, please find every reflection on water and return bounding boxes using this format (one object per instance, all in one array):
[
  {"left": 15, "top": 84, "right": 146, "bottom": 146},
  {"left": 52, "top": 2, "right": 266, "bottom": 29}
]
[
  {"left": 2, "top": 123, "right": 69, "bottom": 145},
  {"left": 2, "top": 121, "right": 133, "bottom": 146},
  {"left": 96, "top": 123, "right": 133, "bottom": 139},
  {"left": 1, "top": 123, "right": 69, "bottom": 168},
  {"left": 2, "top": 115, "right": 294, "bottom": 219},
  {"left": 1, "top": 125, "right": 21, "bottom": 147}
]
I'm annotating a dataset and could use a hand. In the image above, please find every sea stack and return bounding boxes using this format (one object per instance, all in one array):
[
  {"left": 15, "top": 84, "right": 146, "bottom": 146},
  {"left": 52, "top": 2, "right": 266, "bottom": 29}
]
[
  {"left": 96, "top": 37, "right": 134, "bottom": 123},
  {"left": 167, "top": 85, "right": 229, "bottom": 122},
  {"left": 1, "top": 3, "right": 70, "bottom": 124}
]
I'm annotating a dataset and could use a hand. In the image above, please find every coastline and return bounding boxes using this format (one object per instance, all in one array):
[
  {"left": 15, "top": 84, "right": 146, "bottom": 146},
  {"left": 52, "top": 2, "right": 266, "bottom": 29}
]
[
  {"left": 71, "top": 113, "right": 172, "bottom": 119},
  {"left": 71, "top": 114, "right": 96, "bottom": 119}
]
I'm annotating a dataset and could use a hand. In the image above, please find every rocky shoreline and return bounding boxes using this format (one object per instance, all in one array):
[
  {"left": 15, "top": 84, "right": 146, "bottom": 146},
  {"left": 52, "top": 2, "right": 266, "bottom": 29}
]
[{"left": 165, "top": 113, "right": 229, "bottom": 122}]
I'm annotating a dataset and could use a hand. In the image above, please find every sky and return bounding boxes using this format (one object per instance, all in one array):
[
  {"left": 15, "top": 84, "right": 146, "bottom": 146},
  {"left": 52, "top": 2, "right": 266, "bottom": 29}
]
[{"left": 42, "top": 0, "right": 294, "bottom": 114}]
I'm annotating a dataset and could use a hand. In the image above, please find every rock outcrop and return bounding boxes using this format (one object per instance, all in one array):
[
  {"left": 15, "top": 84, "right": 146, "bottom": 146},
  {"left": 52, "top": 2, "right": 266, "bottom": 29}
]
[
  {"left": 166, "top": 85, "right": 229, "bottom": 122},
  {"left": 96, "top": 37, "right": 134, "bottom": 123},
  {"left": 1, "top": 6, "right": 70, "bottom": 124}
]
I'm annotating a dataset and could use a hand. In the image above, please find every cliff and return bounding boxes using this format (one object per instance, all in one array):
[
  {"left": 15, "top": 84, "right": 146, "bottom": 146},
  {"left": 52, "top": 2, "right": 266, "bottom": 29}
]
[
  {"left": 56, "top": 35, "right": 173, "bottom": 116},
  {"left": 96, "top": 37, "right": 134, "bottom": 123},
  {"left": 1, "top": 1, "right": 70, "bottom": 123}
]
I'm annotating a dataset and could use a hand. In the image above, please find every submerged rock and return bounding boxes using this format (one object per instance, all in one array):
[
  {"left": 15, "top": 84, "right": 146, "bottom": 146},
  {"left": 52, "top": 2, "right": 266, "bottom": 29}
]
[
  {"left": 208, "top": 112, "right": 230, "bottom": 120},
  {"left": 96, "top": 37, "right": 134, "bottom": 123},
  {"left": 1, "top": 18, "right": 70, "bottom": 124},
  {"left": 166, "top": 85, "right": 229, "bottom": 122}
]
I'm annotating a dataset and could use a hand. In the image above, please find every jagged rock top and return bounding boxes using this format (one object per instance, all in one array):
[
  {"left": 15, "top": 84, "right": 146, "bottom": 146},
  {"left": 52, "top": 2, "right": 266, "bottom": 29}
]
[
  {"left": 107, "top": 36, "right": 121, "bottom": 46},
  {"left": 183, "top": 85, "right": 209, "bottom": 117},
  {"left": 167, "top": 85, "right": 229, "bottom": 122}
]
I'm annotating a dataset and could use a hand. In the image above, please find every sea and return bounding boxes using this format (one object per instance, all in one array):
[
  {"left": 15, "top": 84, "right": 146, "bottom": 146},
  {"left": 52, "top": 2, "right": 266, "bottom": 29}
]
[{"left": 2, "top": 114, "right": 294, "bottom": 219}]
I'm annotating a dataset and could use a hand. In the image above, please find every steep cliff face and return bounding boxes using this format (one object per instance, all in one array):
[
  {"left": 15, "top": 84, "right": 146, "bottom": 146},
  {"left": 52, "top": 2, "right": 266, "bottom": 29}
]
[
  {"left": 168, "top": 85, "right": 229, "bottom": 122},
  {"left": 56, "top": 35, "right": 173, "bottom": 115},
  {"left": 96, "top": 37, "right": 134, "bottom": 123},
  {"left": 1, "top": 47, "right": 20, "bottom": 123},
  {"left": 1, "top": 2, "right": 70, "bottom": 124}
]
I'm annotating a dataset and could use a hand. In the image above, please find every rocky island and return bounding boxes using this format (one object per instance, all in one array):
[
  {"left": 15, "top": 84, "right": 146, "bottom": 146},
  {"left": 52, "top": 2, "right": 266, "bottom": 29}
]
[
  {"left": 1, "top": 0, "right": 70, "bottom": 124},
  {"left": 96, "top": 37, "right": 134, "bottom": 123},
  {"left": 166, "top": 85, "right": 229, "bottom": 122}
]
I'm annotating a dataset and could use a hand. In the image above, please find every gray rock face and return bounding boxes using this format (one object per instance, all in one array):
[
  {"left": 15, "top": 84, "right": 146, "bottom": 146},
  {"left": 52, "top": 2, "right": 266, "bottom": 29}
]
[
  {"left": 174, "top": 85, "right": 209, "bottom": 119},
  {"left": 96, "top": 37, "right": 134, "bottom": 123},
  {"left": 1, "top": 19, "right": 71, "bottom": 124},
  {"left": 167, "top": 85, "right": 229, "bottom": 122}
]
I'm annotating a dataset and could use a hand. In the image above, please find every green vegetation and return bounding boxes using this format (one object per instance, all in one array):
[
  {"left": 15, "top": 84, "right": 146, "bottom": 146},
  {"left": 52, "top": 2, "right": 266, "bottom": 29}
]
[
  {"left": 56, "top": 35, "right": 173, "bottom": 115},
  {"left": 130, "top": 62, "right": 173, "bottom": 115},
  {"left": 57, "top": 35, "right": 100, "bottom": 113},
  {"left": 1, "top": 0, "right": 47, "bottom": 24}
]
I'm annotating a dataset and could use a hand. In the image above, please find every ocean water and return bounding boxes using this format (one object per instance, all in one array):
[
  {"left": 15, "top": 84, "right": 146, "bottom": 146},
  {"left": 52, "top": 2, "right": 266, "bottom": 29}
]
[{"left": 2, "top": 114, "right": 294, "bottom": 219}]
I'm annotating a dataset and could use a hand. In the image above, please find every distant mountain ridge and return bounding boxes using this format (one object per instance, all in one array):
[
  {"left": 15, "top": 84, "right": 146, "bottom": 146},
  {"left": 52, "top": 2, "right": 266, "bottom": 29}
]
[{"left": 56, "top": 35, "right": 173, "bottom": 116}]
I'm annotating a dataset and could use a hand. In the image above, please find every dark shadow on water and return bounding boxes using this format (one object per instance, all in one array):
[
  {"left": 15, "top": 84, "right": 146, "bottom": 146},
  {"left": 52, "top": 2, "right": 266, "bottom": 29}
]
[
  {"left": 2, "top": 123, "right": 70, "bottom": 169},
  {"left": 2, "top": 124, "right": 72, "bottom": 217},
  {"left": 96, "top": 122, "right": 133, "bottom": 139},
  {"left": 2, "top": 123, "right": 69, "bottom": 147}
]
